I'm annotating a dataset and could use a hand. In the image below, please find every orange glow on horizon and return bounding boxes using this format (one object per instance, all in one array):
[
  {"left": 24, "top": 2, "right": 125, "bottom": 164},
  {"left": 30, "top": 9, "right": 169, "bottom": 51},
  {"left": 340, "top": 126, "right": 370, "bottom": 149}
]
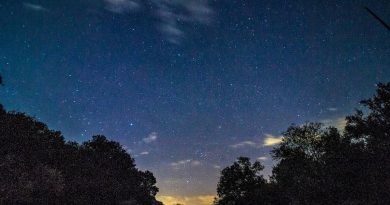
[{"left": 157, "top": 194, "right": 216, "bottom": 205}]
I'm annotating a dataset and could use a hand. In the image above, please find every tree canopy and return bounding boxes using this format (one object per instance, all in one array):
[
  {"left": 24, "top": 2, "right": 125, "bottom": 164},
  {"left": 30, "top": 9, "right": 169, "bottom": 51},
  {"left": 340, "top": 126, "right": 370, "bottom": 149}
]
[
  {"left": 215, "top": 82, "right": 390, "bottom": 205},
  {"left": 214, "top": 157, "right": 273, "bottom": 205},
  {"left": 0, "top": 105, "right": 162, "bottom": 204}
]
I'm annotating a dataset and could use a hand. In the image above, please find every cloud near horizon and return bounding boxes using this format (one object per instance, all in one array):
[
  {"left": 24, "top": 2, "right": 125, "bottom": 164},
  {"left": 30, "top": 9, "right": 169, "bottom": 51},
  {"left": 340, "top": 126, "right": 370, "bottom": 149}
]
[
  {"left": 170, "top": 159, "right": 201, "bottom": 168},
  {"left": 257, "top": 156, "right": 268, "bottom": 161},
  {"left": 230, "top": 140, "right": 260, "bottom": 149},
  {"left": 143, "top": 132, "right": 158, "bottom": 143},
  {"left": 263, "top": 134, "right": 283, "bottom": 146},
  {"left": 230, "top": 134, "right": 284, "bottom": 149}
]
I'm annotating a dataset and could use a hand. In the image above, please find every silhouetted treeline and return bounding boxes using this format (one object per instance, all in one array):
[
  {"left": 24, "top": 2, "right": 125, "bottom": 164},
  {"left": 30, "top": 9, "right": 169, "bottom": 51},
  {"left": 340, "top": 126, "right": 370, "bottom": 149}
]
[
  {"left": 0, "top": 105, "right": 163, "bottom": 204},
  {"left": 215, "top": 83, "right": 390, "bottom": 205}
]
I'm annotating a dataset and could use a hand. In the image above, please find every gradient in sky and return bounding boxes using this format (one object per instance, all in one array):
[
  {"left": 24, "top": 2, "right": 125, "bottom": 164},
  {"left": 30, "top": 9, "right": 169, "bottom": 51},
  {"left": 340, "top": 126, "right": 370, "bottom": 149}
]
[{"left": 0, "top": 0, "right": 389, "bottom": 204}]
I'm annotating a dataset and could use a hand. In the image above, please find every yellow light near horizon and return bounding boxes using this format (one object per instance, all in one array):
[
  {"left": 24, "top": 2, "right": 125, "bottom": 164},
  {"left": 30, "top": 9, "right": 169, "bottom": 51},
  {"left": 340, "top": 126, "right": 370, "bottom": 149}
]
[{"left": 157, "top": 195, "right": 215, "bottom": 205}]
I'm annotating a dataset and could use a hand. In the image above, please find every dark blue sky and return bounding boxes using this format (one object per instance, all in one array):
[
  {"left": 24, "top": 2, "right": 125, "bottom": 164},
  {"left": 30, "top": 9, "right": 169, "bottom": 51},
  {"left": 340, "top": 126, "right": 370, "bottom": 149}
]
[{"left": 0, "top": 0, "right": 389, "bottom": 204}]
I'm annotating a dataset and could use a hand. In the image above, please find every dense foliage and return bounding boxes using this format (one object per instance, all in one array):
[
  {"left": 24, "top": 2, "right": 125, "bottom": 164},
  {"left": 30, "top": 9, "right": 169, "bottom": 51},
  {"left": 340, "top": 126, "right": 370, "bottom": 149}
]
[
  {"left": 0, "top": 104, "right": 162, "bottom": 204},
  {"left": 215, "top": 83, "right": 390, "bottom": 205}
]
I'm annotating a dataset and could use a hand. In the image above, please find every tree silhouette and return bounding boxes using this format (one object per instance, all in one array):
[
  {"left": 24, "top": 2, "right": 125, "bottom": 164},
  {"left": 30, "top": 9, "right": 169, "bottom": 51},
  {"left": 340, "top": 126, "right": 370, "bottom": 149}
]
[
  {"left": 0, "top": 107, "right": 66, "bottom": 204},
  {"left": 0, "top": 155, "right": 64, "bottom": 204},
  {"left": 216, "top": 82, "right": 390, "bottom": 205},
  {"left": 62, "top": 135, "right": 160, "bottom": 204},
  {"left": 270, "top": 123, "right": 352, "bottom": 204},
  {"left": 343, "top": 82, "right": 390, "bottom": 204},
  {"left": 0, "top": 107, "right": 162, "bottom": 204},
  {"left": 271, "top": 123, "right": 324, "bottom": 204},
  {"left": 214, "top": 157, "right": 271, "bottom": 205}
]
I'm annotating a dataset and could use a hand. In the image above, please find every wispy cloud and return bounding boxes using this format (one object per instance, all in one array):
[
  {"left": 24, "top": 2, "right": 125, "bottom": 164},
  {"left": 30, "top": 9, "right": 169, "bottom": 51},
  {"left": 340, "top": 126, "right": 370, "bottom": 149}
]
[
  {"left": 263, "top": 134, "right": 283, "bottom": 147},
  {"left": 327, "top": 107, "right": 338, "bottom": 112},
  {"left": 143, "top": 132, "right": 158, "bottom": 143},
  {"left": 170, "top": 159, "right": 201, "bottom": 168},
  {"left": 170, "top": 159, "right": 191, "bottom": 166},
  {"left": 103, "top": 0, "right": 140, "bottom": 13},
  {"left": 230, "top": 140, "right": 261, "bottom": 149},
  {"left": 102, "top": 0, "right": 213, "bottom": 44},
  {"left": 257, "top": 156, "right": 268, "bottom": 161},
  {"left": 23, "top": 2, "right": 48, "bottom": 12},
  {"left": 140, "top": 151, "right": 149, "bottom": 155},
  {"left": 154, "top": 0, "right": 213, "bottom": 44},
  {"left": 213, "top": 165, "right": 221, "bottom": 169},
  {"left": 157, "top": 195, "right": 215, "bottom": 205}
]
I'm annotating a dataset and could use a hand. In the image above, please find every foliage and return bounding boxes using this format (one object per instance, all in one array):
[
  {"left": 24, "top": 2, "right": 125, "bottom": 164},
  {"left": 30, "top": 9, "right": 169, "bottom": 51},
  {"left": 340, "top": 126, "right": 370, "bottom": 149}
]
[
  {"left": 0, "top": 105, "right": 162, "bottom": 204},
  {"left": 214, "top": 157, "right": 272, "bottom": 205},
  {"left": 216, "top": 83, "right": 390, "bottom": 205}
]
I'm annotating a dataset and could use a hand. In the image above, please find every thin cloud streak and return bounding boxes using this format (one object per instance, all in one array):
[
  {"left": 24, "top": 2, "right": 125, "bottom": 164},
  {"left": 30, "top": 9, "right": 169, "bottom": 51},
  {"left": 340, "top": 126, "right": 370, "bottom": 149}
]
[
  {"left": 257, "top": 156, "right": 268, "bottom": 161},
  {"left": 327, "top": 107, "right": 338, "bottom": 112},
  {"left": 170, "top": 159, "right": 201, "bottom": 168},
  {"left": 230, "top": 140, "right": 260, "bottom": 149},
  {"left": 103, "top": 0, "right": 140, "bottom": 13},
  {"left": 23, "top": 2, "right": 48, "bottom": 12},
  {"left": 170, "top": 159, "right": 191, "bottom": 166}
]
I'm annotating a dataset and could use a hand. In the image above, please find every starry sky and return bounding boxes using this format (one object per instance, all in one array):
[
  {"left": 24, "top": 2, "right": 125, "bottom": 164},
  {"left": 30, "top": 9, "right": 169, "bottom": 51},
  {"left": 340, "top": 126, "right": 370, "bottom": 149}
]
[{"left": 0, "top": 0, "right": 389, "bottom": 204}]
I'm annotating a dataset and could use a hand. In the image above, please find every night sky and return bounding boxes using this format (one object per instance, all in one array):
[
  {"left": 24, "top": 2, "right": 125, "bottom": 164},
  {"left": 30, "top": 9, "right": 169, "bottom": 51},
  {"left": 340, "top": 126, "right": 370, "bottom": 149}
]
[{"left": 1, "top": 0, "right": 389, "bottom": 204}]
